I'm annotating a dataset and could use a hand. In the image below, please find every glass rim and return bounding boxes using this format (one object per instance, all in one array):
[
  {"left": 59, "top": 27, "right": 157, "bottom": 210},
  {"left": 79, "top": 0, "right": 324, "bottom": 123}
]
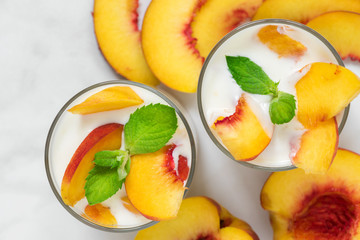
[
  {"left": 197, "top": 19, "right": 349, "bottom": 172},
  {"left": 44, "top": 79, "right": 196, "bottom": 232}
]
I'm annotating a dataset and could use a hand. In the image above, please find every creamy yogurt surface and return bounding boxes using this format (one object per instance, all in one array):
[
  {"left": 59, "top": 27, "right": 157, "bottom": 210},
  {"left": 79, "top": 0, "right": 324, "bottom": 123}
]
[
  {"left": 49, "top": 83, "right": 193, "bottom": 228},
  {"left": 200, "top": 22, "right": 340, "bottom": 168}
]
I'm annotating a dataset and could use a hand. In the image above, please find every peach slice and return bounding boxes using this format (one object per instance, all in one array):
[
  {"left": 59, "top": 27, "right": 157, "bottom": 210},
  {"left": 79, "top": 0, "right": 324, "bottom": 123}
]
[
  {"left": 252, "top": 0, "right": 360, "bottom": 24},
  {"left": 93, "top": 0, "right": 159, "bottom": 86},
  {"left": 306, "top": 11, "right": 360, "bottom": 61},
  {"left": 292, "top": 117, "right": 339, "bottom": 174},
  {"left": 125, "top": 145, "right": 187, "bottom": 221},
  {"left": 141, "top": 0, "right": 204, "bottom": 93},
  {"left": 257, "top": 25, "right": 307, "bottom": 58},
  {"left": 213, "top": 95, "right": 272, "bottom": 161},
  {"left": 295, "top": 62, "right": 360, "bottom": 128},
  {"left": 61, "top": 123, "right": 123, "bottom": 206},
  {"left": 68, "top": 86, "right": 144, "bottom": 115},
  {"left": 261, "top": 149, "right": 360, "bottom": 239},
  {"left": 135, "top": 196, "right": 259, "bottom": 240},
  {"left": 82, "top": 203, "right": 117, "bottom": 226},
  {"left": 191, "top": 0, "right": 263, "bottom": 57},
  {"left": 121, "top": 196, "right": 140, "bottom": 215}
]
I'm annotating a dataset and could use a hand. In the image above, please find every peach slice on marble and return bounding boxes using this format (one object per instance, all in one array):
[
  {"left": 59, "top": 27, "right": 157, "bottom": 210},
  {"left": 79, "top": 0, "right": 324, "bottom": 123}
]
[
  {"left": 257, "top": 25, "right": 307, "bottom": 58},
  {"left": 213, "top": 94, "right": 273, "bottom": 161},
  {"left": 252, "top": 0, "right": 360, "bottom": 24},
  {"left": 82, "top": 203, "right": 117, "bottom": 226},
  {"left": 291, "top": 117, "right": 339, "bottom": 174},
  {"left": 191, "top": 0, "right": 263, "bottom": 57},
  {"left": 295, "top": 62, "right": 360, "bottom": 128},
  {"left": 68, "top": 86, "right": 144, "bottom": 115},
  {"left": 61, "top": 123, "right": 123, "bottom": 206},
  {"left": 306, "top": 11, "right": 360, "bottom": 61},
  {"left": 135, "top": 196, "right": 259, "bottom": 240},
  {"left": 261, "top": 149, "right": 360, "bottom": 239},
  {"left": 93, "top": 0, "right": 159, "bottom": 86},
  {"left": 125, "top": 144, "right": 188, "bottom": 220}
]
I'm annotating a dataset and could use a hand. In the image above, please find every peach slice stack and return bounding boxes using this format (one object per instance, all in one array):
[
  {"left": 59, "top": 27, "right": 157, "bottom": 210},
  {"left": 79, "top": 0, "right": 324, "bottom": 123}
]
[
  {"left": 93, "top": 0, "right": 263, "bottom": 92},
  {"left": 261, "top": 149, "right": 360, "bottom": 239},
  {"left": 135, "top": 196, "right": 259, "bottom": 240}
]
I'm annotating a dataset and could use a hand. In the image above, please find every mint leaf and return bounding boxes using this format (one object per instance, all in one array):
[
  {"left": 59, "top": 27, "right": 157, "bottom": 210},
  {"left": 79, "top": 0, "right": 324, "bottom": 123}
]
[
  {"left": 269, "top": 91, "right": 296, "bottom": 124},
  {"left": 85, "top": 165, "right": 121, "bottom": 205},
  {"left": 94, "top": 150, "right": 121, "bottom": 168},
  {"left": 226, "top": 56, "right": 277, "bottom": 95},
  {"left": 124, "top": 103, "right": 177, "bottom": 155}
]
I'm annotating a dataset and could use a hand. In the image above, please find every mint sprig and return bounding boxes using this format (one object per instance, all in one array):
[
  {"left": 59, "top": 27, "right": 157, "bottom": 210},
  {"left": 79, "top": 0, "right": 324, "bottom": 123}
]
[
  {"left": 226, "top": 55, "right": 296, "bottom": 124},
  {"left": 84, "top": 104, "right": 178, "bottom": 205}
]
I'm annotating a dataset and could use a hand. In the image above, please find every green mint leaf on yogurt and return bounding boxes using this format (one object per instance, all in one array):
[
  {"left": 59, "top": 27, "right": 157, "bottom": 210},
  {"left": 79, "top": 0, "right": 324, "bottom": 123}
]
[
  {"left": 269, "top": 91, "right": 296, "bottom": 124},
  {"left": 226, "top": 55, "right": 296, "bottom": 125},
  {"left": 124, "top": 103, "right": 178, "bottom": 155},
  {"left": 85, "top": 150, "right": 130, "bottom": 205},
  {"left": 85, "top": 165, "right": 122, "bottom": 205},
  {"left": 226, "top": 56, "right": 277, "bottom": 95}
]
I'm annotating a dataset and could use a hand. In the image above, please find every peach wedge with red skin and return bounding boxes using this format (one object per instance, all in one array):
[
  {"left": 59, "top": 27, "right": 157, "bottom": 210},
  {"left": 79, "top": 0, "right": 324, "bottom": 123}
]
[
  {"left": 135, "top": 196, "right": 259, "bottom": 240},
  {"left": 125, "top": 144, "right": 188, "bottom": 221},
  {"left": 61, "top": 123, "right": 123, "bottom": 206},
  {"left": 257, "top": 25, "right": 307, "bottom": 58},
  {"left": 295, "top": 62, "right": 360, "bottom": 129},
  {"left": 213, "top": 94, "right": 272, "bottom": 161},
  {"left": 292, "top": 117, "right": 339, "bottom": 174},
  {"left": 191, "top": 0, "right": 263, "bottom": 57},
  {"left": 93, "top": 0, "right": 158, "bottom": 86},
  {"left": 252, "top": 0, "right": 360, "bottom": 24},
  {"left": 68, "top": 86, "right": 144, "bottom": 115},
  {"left": 82, "top": 203, "right": 117, "bottom": 227},
  {"left": 261, "top": 149, "right": 360, "bottom": 239},
  {"left": 306, "top": 11, "right": 360, "bottom": 61}
]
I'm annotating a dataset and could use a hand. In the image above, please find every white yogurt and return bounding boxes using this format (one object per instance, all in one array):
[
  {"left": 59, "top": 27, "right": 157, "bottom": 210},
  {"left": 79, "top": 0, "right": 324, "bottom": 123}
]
[
  {"left": 48, "top": 82, "right": 193, "bottom": 228},
  {"left": 200, "top": 22, "right": 341, "bottom": 168}
]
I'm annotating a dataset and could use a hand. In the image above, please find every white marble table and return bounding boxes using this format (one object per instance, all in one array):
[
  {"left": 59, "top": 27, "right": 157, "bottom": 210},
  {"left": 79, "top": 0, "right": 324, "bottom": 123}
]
[{"left": 1, "top": 0, "right": 360, "bottom": 239}]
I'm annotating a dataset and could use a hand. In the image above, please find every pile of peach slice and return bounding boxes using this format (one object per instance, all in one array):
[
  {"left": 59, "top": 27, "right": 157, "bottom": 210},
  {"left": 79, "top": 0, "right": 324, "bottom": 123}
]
[
  {"left": 212, "top": 25, "right": 360, "bottom": 173},
  {"left": 261, "top": 149, "right": 360, "bottom": 239},
  {"left": 61, "top": 86, "right": 190, "bottom": 226},
  {"left": 93, "top": 0, "right": 263, "bottom": 92},
  {"left": 135, "top": 196, "right": 259, "bottom": 240}
]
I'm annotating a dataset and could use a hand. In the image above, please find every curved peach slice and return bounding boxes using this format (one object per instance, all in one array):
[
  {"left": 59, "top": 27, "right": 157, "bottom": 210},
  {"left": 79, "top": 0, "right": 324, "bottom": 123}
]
[
  {"left": 306, "top": 11, "right": 360, "bottom": 61},
  {"left": 68, "top": 86, "right": 144, "bottom": 115},
  {"left": 261, "top": 149, "right": 360, "bottom": 239},
  {"left": 213, "top": 95, "right": 272, "bottom": 161},
  {"left": 292, "top": 118, "right": 338, "bottom": 174},
  {"left": 82, "top": 203, "right": 117, "bottom": 226},
  {"left": 141, "top": 0, "right": 204, "bottom": 93},
  {"left": 253, "top": 0, "right": 360, "bottom": 23},
  {"left": 191, "top": 0, "right": 263, "bottom": 57},
  {"left": 257, "top": 25, "right": 307, "bottom": 58},
  {"left": 296, "top": 62, "right": 360, "bottom": 128},
  {"left": 125, "top": 145, "right": 187, "bottom": 220},
  {"left": 93, "top": 0, "right": 159, "bottom": 86},
  {"left": 135, "top": 196, "right": 259, "bottom": 240},
  {"left": 61, "top": 123, "right": 123, "bottom": 206},
  {"left": 121, "top": 196, "right": 140, "bottom": 215}
]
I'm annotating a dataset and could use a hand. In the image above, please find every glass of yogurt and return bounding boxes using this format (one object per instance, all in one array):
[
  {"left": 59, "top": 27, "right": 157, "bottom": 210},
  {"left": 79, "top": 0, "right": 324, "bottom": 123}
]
[
  {"left": 198, "top": 19, "right": 349, "bottom": 171},
  {"left": 45, "top": 80, "right": 196, "bottom": 231}
]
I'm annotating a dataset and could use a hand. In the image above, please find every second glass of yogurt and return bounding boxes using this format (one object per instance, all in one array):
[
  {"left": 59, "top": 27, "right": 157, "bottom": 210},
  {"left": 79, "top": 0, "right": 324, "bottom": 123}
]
[{"left": 198, "top": 19, "right": 348, "bottom": 171}]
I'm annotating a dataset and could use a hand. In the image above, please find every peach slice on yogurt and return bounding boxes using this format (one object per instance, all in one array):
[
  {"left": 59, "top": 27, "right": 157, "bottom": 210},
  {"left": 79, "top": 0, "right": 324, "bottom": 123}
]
[
  {"left": 125, "top": 144, "right": 188, "bottom": 221},
  {"left": 291, "top": 117, "right": 339, "bottom": 174},
  {"left": 82, "top": 203, "right": 117, "bottom": 227},
  {"left": 213, "top": 94, "right": 273, "bottom": 161},
  {"left": 295, "top": 62, "right": 360, "bottom": 129},
  {"left": 257, "top": 25, "right": 307, "bottom": 58},
  {"left": 68, "top": 86, "right": 144, "bottom": 115},
  {"left": 61, "top": 123, "right": 123, "bottom": 206},
  {"left": 261, "top": 149, "right": 360, "bottom": 239}
]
